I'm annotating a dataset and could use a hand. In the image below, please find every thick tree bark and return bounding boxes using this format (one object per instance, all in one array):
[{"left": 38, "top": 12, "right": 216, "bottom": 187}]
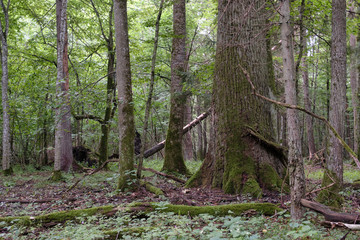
[
  {"left": 187, "top": 0, "right": 286, "bottom": 196},
  {"left": 280, "top": 0, "right": 305, "bottom": 220},
  {"left": 114, "top": 0, "right": 135, "bottom": 191},
  {"left": 54, "top": 0, "right": 73, "bottom": 174},
  {"left": 323, "top": 0, "right": 347, "bottom": 187},
  {"left": 137, "top": 0, "right": 165, "bottom": 178},
  {"left": 162, "top": 0, "right": 188, "bottom": 174}
]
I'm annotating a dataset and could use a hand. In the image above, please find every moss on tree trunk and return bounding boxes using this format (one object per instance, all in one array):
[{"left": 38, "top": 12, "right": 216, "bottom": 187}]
[
  {"left": 316, "top": 169, "right": 344, "bottom": 209},
  {"left": 187, "top": 1, "right": 286, "bottom": 197}
]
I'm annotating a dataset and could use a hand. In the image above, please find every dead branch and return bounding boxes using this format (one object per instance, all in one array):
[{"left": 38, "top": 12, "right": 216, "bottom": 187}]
[
  {"left": 240, "top": 65, "right": 360, "bottom": 171},
  {"left": 143, "top": 108, "right": 211, "bottom": 158}
]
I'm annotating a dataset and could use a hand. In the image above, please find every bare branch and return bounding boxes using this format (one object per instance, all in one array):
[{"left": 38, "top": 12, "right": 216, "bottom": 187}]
[{"left": 239, "top": 65, "right": 360, "bottom": 170}]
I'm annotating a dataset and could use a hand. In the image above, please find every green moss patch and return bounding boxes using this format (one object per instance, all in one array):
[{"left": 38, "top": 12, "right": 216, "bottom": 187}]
[{"left": 316, "top": 170, "right": 344, "bottom": 209}]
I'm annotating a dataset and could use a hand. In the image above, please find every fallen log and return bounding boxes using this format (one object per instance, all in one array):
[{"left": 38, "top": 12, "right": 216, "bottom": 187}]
[
  {"left": 301, "top": 199, "right": 360, "bottom": 224},
  {"left": 135, "top": 164, "right": 186, "bottom": 184},
  {"left": 143, "top": 108, "right": 210, "bottom": 158},
  {"left": 0, "top": 201, "right": 281, "bottom": 227},
  {"left": 321, "top": 221, "right": 360, "bottom": 230}
]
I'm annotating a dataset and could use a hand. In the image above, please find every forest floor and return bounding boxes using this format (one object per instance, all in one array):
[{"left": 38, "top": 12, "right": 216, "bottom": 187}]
[{"left": 1, "top": 160, "right": 360, "bottom": 239}]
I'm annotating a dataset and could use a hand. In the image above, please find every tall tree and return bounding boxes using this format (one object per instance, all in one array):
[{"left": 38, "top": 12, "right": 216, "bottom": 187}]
[
  {"left": 280, "top": 0, "right": 305, "bottom": 220},
  {"left": 328, "top": 0, "right": 346, "bottom": 185},
  {"left": 162, "top": 0, "right": 188, "bottom": 174},
  {"left": 349, "top": 2, "right": 359, "bottom": 156},
  {"left": 114, "top": 0, "right": 135, "bottom": 190},
  {"left": 53, "top": 0, "right": 73, "bottom": 178},
  {"left": 187, "top": 0, "right": 287, "bottom": 196},
  {"left": 317, "top": 0, "right": 347, "bottom": 207},
  {"left": 0, "top": 0, "right": 12, "bottom": 175}
]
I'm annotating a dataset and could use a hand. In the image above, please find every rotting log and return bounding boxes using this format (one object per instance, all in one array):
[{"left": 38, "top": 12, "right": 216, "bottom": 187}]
[
  {"left": 301, "top": 199, "right": 360, "bottom": 224},
  {"left": 140, "top": 180, "right": 164, "bottom": 195},
  {"left": 128, "top": 202, "right": 282, "bottom": 217},
  {"left": 0, "top": 201, "right": 281, "bottom": 227},
  {"left": 136, "top": 164, "right": 186, "bottom": 184}
]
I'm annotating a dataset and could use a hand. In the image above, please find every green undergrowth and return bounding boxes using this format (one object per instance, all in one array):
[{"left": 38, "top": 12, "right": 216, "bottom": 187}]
[
  {"left": 306, "top": 164, "right": 360, "bottom": 183},
  {"left": 1, "top": 207, "right": 358, "bottom": 240}
]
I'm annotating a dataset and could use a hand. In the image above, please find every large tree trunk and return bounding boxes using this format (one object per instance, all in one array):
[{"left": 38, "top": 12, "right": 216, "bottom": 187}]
[
  {"left": 162, "top": 0, "right": 188, "bottom": 174},
  {"left": 318, "top": 0, "right": 347, "bottom": 208},
  {"left": 114, "top": 0, "right": 135, "bottom": 191},
  {"left": 0, "top": 0, "right": 12, "bottom": 175},
  {"left": 280, "top": 0, "right": 305, "bottom": 220},
  {"left": 328, "top": 0, "right": 346, "bottom": 183},
  {"left": 187, "top": 0, "right": 287, "bottom": 197},
  {"left": 54, "top": 0, "right": 73, "bottom": 175}
]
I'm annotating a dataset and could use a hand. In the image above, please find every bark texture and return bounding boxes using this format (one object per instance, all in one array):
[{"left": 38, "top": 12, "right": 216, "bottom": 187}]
[
  {"left": 327, "top": 0, "right": 347, "bottom": 185},
  {"left": 0, "top": 0, "right": 11, "bottom": 174},
  {"left": 163, "top": 0, "right": 188, "bottom": 174},
  {"left": 54, "top": 0, "right": 73, "bottom": 173},
  {"left": 280, "top": 0, "right": 305, "bottom": 220},
  {"left": 187, "top": 0, "right": 286, "bottom": 196},
  {"left": 114, "top": 0, "right": 135, "bottom": 190}
]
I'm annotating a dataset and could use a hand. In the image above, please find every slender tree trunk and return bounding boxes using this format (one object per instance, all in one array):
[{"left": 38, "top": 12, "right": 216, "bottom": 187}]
[
  {"left": 280, "top": 0, "right": 305, "bottom": 220},
  {"left": 54, "top": 0, "right": 73, "bottom": 176},
  {"left": 137, "top": 0, "right": 165, "bottom": 179},
  {"left": 183, "top": 98, "right": 194, "bottom": 160},
  {"left": 114, "top": 0, "right": 135, "bottom": 191},
  {"left": 162, "top": 0, "right": 188, "bottom": 174},
  {"left": 301, "top": 38, "right": 316, "bottom": 160},
  {"left": 349, "top": 3, "right": 359, "bottom": 156},
  {"left": 0, "top": 0, "right": 12, "bottom": 175},
  {"left": 97, "top": 3, "right": 116, "bottom": 167}
]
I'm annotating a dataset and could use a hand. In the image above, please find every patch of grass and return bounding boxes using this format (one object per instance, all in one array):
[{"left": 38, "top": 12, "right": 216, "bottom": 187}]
[
  {"left": 306, "top": 168, "right": 324, "bottom": 181},
  {"left": 186, "top": 160, "right": 202, "bottom": 175}
]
